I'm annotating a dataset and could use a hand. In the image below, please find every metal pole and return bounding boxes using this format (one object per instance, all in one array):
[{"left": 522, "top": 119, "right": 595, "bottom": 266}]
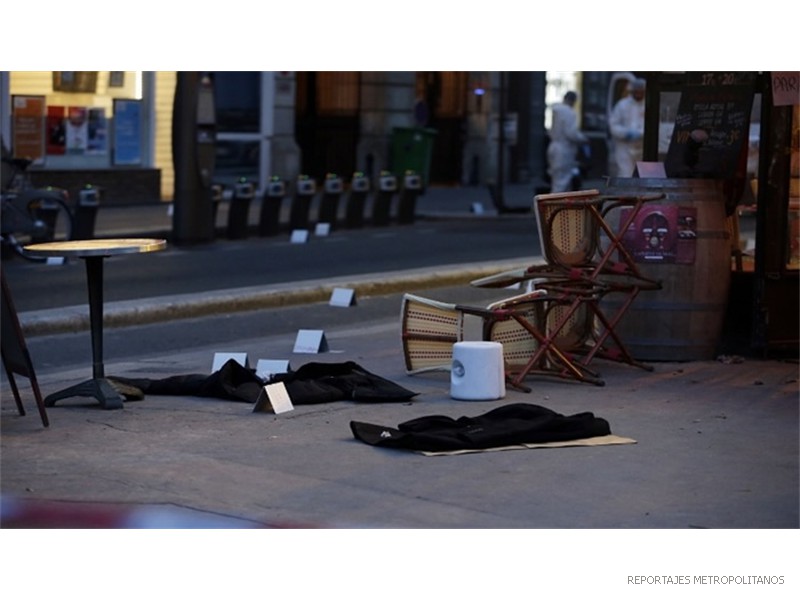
[{"left": 496, "top": 71, "right": 507, "bottom": 211}]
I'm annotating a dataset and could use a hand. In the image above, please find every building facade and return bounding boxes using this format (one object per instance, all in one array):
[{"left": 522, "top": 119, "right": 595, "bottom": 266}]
[
  {"left": 2, "top": 71, "right": 797, "bottom": 355},
  {"left": 1, "top": 71, "right": 584, "bottom": 202}
]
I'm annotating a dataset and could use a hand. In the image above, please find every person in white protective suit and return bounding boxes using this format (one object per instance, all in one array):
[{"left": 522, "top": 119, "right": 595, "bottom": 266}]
[
  {"left": 609, "top": 77, "right": 646, "bottom": 177},
  {"left": 546, "top": 91, "right": 589, "bottom": 193}
]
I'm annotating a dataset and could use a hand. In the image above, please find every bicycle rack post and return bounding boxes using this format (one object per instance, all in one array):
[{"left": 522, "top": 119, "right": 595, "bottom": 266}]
[
  {"left": 30, "top": 192, "right": 65, "bottom": 243},
  {"left": 211, "top": 183, "right": 224, "bottom": 234},
  {"left": 372, "top": 171, "right": 397, "bottom": 226},
  {"left": 345, "top": 172, "right": 370, "bottom": 229},
  {"left": 72, "top": 185, "right": 101, "bottom": 240},
  {"left": 397, "top": 170, "right": 422, "bottom": 224},
  {"left": 226, "top": 178, "right": 255, "bottom": 239},
  {"left": 289, "top": 175, "right": 316, "bottom": 232},
  {"left": 317, "top": 173, "right": 343, "bottom": 230},
  {"left": 258, "top": 176, "right": 286, "bottom": 236}
]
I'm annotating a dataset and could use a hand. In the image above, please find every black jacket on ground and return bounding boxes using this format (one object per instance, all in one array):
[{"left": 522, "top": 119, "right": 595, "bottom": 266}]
[
  {"left": 350, "top": 403, "right": 611, "bottom": 452},
  {"left": 111, "top": 359, "right": 417, "bottom": 405}
]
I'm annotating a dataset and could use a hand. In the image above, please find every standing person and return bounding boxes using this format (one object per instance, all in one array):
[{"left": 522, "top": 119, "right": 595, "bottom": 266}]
[
  {"left": 609, "top": 78, "right": 647, "bottom": 177},
  {"left": 547, "top": 91, "right": 588, "bottom": 193}
]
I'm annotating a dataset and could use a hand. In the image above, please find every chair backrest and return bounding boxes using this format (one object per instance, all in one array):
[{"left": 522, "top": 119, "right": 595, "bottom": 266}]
[
  {"left": 400, "top": 293, "right": 463, "bottom": 374},
  {"left": 534, "top": 190, "right": 602, "bottom": 270},
  {"left": 536, "top": 279, "right": 600, "bottom": 350},
  {"left": 541, "top": 296, "right": 595, "bottom": 352},
  {"left": 485, "top": 291, "right": 547, "bottom": 368}
]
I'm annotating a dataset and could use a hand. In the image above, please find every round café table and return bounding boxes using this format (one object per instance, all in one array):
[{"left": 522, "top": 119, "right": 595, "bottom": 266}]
[{"left": 24, "top": 238, "right": 167, "bottom": 410}]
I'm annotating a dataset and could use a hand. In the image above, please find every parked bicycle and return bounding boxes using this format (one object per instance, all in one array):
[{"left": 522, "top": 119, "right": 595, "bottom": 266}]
[{"left": 1, "top": 156, "right": 74, "bottom": 261}]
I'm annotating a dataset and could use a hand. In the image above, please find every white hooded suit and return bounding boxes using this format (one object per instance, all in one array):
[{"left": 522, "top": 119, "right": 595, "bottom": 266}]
[
  {"left": 609, "top": 93, "right": 646, "bottom": 177},
  {"left": 547, "top": 101, "right": 588, "bottom": 193}
]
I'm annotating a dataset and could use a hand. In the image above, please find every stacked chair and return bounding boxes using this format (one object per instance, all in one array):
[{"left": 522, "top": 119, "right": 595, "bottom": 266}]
[
  {"left": 470, "top": 189, "right": 665, "bottom": 382},
  {"left": 400, "top": 188, "right": 665, "bottom": 390},
  {"left": 483, "top": 288, "right": 606, "bottom": 388}
]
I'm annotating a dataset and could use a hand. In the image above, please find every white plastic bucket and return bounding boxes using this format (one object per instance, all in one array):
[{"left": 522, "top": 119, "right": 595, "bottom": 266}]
[{"left": 450, "top": 341, "right": 505, "bottom": 401}]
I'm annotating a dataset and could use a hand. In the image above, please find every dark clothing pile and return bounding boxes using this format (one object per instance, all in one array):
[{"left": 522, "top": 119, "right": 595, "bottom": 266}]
[
  {"left": 350, "top": 403, "right": 611, "bottom": 452},
  {"left": 111, "top": 359, "right": 417, "bottom": 405}
]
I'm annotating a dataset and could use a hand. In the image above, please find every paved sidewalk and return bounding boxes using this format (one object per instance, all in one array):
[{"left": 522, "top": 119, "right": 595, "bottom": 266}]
[
  {"left": 2, "top": 300, "right": 798, "bottom": 529},
  {"left": 2, "top": 179, "right": 797, "bottom": 534}
]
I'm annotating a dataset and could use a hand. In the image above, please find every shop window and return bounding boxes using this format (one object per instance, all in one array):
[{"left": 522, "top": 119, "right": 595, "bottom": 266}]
[{"left": 8, "top": 71, "right": 141, "bottom": 167}]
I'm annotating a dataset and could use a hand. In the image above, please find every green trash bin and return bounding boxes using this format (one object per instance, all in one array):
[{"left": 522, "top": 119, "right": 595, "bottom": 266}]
[{"left": 390, "top": 127, "right": 437, "bottom": 187}]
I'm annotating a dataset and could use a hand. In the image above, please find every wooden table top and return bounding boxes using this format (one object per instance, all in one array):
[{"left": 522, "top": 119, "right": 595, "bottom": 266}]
[{"left": 24, "top": 238, "right": 167, "bottom": 258}]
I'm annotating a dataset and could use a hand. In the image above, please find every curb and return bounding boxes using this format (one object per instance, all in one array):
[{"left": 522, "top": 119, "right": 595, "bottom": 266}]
[{"left": 19, "top": 258, "right": 533, "bottom": 337}]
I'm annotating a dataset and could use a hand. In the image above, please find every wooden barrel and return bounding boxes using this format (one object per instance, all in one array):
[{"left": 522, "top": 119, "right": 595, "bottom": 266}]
[{"left": 600, "top": 178, "right": 731, "bottom": 361}]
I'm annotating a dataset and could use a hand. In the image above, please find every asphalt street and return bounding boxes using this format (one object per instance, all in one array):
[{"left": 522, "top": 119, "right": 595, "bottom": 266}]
[{"left": 2, "top": 214, "right": 538, "bottom": 312}]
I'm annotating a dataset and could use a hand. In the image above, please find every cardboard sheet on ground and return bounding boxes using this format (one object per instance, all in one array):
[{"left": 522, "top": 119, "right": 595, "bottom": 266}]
[{"left": 418, "top": 434, "right": 637, "bottom": 456}]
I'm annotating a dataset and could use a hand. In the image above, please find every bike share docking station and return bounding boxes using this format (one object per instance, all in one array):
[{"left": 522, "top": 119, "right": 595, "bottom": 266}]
[
  {"left": 317, "top": 173, "right": 344, "bottom": 231},
  {"left": 72, "top": 184, "right": 101, "bottom": 240},
  {"left": 226, "top": 178, "right": 256, "bottom": 239},
  {"left": 397, "top": 170, "right": 422, "bottom": 224},
  {"left": 26, "top": 186, "right": 73, "bottom": 244},
  {"left": 372, "top": 171, "right": 397, "bottom": 226},
  {"left": 289, "top": 174, "right": 316, "bottom": 232},
  {"left": 259, "top": 176, "right": 287, "bottom": 237},
  {"left": 210, "top": 183, "right": 224, "bottom": 230},
  {"left": 345, "top": 171, "right": 370, "bottom": 229}
]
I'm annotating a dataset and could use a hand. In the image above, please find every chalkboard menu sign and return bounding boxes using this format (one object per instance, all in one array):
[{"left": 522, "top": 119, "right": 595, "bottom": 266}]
[{"left": 665, "top": 72, "right": 757, "bottom": 179}]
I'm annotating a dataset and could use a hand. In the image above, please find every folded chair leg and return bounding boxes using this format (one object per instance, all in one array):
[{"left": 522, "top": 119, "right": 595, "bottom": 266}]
[
  {"left": 504, "top": 371, "right": 533, "bottom": 393},
  {"left": 582, "top": 293, "right": 654, "bottom": 372},
  {"left": 506, "top": 312, "right": 605, "bottom": 388}
]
